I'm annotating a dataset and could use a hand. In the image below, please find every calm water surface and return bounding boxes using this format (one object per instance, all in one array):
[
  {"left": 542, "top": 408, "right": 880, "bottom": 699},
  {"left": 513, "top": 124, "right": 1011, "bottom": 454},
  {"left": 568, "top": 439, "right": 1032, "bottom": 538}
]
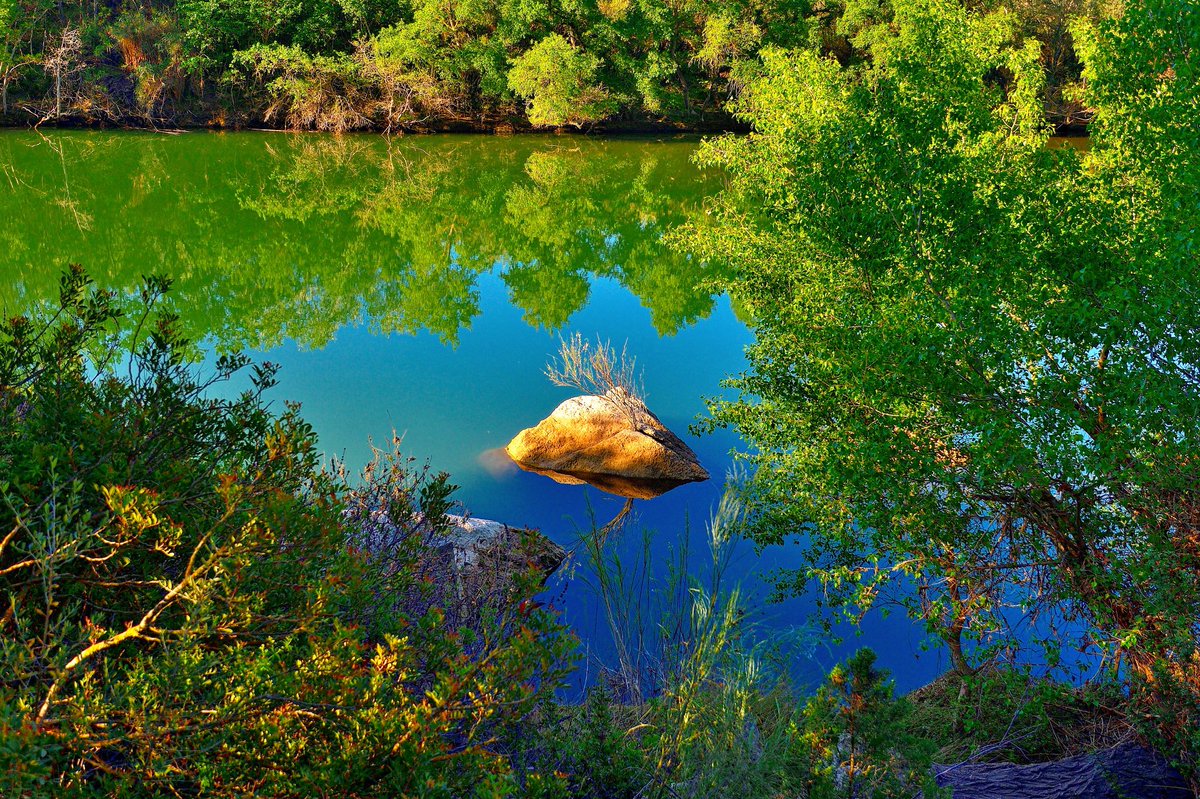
[{"left": 0, "top": 130, "right": 947, "bottom": 692}]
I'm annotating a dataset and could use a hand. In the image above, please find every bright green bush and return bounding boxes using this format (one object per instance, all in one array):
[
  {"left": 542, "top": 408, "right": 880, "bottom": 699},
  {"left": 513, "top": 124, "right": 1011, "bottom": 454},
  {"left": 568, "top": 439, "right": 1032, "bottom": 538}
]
[
  {"left": 685, "top": 0, "right": 1200, "bottom": 774},
  {"left": 0, "top": 267, "right": 573, "bottom": 797},
  {"left": 507, "top": 34, "right": 616, "bottom": 128}
]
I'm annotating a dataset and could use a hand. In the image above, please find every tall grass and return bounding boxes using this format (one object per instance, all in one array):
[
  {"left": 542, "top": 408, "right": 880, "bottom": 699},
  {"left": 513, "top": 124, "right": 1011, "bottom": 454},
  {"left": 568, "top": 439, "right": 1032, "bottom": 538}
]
[
  {"left": 567, "top": 479, "right": 816, "bottom": 797},
  {"left": 539, "top": 477, "right": 948, "bottom": 799}
]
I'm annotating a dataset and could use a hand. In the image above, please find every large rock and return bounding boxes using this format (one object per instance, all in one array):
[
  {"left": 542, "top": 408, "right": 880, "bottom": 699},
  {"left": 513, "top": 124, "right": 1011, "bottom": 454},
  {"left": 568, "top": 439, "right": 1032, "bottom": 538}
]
[
  {"left": 505, "top": 389, "right": 709, "bottom": 498},
  {"left": 932, "top": 743, "right": 1191, "bottom": 799},
  {"left": 434, "top": 515, "right": 565, "bottom": 626}
]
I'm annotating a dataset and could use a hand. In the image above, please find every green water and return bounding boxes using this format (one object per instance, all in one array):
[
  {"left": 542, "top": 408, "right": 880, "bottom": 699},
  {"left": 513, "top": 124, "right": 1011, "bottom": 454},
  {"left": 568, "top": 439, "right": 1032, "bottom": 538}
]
[
  {"left": 0, "top": 130, "right": 944, "bottom": 691},
  {"left": 0, "top": 131, "right": 726, "bottom": 347}
]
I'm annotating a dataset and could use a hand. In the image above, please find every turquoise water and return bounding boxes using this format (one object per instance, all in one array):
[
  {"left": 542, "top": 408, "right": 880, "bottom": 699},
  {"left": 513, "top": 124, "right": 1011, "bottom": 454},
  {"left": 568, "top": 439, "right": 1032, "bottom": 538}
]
[{"left": 0, "top": 129, "right": 948, "bottom": 693}]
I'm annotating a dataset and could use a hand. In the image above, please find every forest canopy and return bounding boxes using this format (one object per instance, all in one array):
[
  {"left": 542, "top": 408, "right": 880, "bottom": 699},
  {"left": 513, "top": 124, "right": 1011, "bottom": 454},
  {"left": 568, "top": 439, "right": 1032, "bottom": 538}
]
[{"left": 1, "top": 0, "right": 1110, "bottom": 130}]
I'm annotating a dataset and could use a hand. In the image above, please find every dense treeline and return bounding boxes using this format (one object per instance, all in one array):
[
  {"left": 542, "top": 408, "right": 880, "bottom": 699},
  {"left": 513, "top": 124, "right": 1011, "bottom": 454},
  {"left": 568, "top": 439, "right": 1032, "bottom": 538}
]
[{"left": 1, "top": 0, "right": 1109, "bottom": 131}]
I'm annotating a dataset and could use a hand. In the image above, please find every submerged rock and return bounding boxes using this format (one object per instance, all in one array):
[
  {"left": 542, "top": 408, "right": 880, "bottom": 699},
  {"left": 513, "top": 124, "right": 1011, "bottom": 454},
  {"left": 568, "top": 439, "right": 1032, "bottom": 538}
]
[
  {"left": 476, "top": 446, "right": 520, "bottom": 478},
  {"left": 932, "top": 742, "right": 1190, "bottom": 799},
  {"left": 505, "top": 389, "right": 709, "bottom": 498}
]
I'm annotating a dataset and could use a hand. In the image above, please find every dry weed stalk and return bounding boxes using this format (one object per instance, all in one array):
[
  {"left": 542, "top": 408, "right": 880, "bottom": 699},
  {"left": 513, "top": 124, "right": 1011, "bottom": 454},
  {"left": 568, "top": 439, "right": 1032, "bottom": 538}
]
[{"left": 545, "top": 334, "right": 650, "bottom": 429}]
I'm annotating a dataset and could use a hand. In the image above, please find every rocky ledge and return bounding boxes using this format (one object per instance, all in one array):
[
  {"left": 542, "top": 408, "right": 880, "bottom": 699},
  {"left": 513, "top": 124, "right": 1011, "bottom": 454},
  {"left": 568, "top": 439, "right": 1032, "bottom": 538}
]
[{"left": 933, "top": 742, "right": 1191, "bottom": 799}]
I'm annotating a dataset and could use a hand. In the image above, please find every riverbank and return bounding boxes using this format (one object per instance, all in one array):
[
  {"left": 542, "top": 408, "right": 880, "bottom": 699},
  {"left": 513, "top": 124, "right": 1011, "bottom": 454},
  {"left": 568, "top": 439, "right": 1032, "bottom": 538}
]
[
  {"left": 0, "top": 111, "right": 1092, "bottom": 137},
  {"left": 0, "top": 109, "right": 746, "bottom": 135},
  {"left": 0, "top": 0, "right": 1099, "bottom": 138}
]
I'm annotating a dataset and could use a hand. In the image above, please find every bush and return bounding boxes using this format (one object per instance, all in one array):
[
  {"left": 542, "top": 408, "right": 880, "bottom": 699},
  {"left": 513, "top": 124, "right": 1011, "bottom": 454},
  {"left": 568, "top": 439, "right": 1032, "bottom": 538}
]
[
  {"left": 798, "top": 650, "right": 944, "bottom": 799},
  {"left": 518, "top": 646, "right": 944, "bottom": 799},
  {"left": 0, "top": 267, "right": 573, "bottom": 797},
  {"left": 507, "top": 35, "right": 617, "bottom": 128}
]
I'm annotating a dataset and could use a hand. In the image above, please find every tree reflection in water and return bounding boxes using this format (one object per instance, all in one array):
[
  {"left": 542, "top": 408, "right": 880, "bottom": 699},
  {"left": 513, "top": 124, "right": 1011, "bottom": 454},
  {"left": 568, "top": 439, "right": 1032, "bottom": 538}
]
[{"left": 0, "top": 131, "right": 727, "bottom": 349}]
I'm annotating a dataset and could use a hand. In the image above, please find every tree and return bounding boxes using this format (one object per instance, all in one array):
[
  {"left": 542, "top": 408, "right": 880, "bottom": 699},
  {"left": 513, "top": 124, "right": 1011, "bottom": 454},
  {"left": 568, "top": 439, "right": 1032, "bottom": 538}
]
[
  {"left": 42, "top": 26, "right": 83, "bottom": 118},
  {"left": 800, "top": 650, "right": 943, "bottom": 799},
  {"left": 0, "top": 0, "right": 32, "bottom": 114},
  {"left": 507, "top": 33, "right": 616, "bottom": 127},
  {"left": 231, "top": 43, "right": 373, "bottom": 131},
  {"left": 685, "top": 0, "right": 1200, "bottom": 763}
]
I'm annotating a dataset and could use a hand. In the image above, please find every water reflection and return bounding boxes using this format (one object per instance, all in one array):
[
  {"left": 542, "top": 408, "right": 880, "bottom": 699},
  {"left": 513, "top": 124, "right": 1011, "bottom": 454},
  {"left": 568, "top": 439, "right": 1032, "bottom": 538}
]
[
  {"left": 0, "top": 131, "right": 725, "bottom": 348},
  {"left": 513, "top": 464, "right": 695, "bottom": 500}
]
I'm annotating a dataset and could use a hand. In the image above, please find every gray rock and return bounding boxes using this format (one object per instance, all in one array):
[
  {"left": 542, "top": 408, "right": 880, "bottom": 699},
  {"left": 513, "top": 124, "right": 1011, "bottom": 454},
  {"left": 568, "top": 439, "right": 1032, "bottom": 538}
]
[
  {"left": 439, "top": 513, "right": 566, "bottom": 585},
  {"left": 351, "top": 507, "right": 565, "bottom": 623}
]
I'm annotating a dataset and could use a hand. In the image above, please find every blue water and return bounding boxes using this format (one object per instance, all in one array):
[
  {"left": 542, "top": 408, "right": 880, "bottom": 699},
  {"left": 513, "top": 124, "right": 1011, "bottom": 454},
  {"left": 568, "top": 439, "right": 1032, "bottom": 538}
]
[
  {"left": 0, "top": 129, "right": 954, "bottom": 695},
  {"left": 254, "top": 271, "right": 950, "bottom": 695}
]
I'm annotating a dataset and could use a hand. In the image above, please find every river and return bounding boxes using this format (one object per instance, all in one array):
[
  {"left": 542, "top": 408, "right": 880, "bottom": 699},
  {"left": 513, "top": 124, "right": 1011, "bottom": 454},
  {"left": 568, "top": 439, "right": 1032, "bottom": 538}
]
[{"left": 0, "top": 129, "right": 949, "bottom": 694}]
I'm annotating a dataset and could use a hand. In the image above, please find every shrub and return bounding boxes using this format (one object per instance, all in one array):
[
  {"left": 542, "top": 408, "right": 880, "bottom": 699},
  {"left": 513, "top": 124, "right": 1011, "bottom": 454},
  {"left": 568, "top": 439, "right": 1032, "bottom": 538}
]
[
  {"left": 231, "top": 44, "right": 374, "bottom": 131},
  {"left": 0, "top": 266, "right": 572, "bottom": 797},
  {"left": 793, "top": 650, "right": 942, "bottom": 799}
]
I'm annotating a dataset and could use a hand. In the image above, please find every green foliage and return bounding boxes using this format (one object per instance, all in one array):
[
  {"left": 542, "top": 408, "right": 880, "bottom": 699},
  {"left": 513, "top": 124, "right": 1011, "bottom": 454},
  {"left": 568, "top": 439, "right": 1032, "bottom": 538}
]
[
  {"left": 0, "top": 0, "right": 1107, "bottom": 129},
  {"left": 0, "top": 267, "right": 572, "bottom": 796},
  {"left": 800, "top": 650, "right": 944, "bottom": 799},
  {"left": 0, "top": 133, "right": 722, "bottom": 348},
  {"left": 231, "top": 43, "right": 372, "bottom": 130},
  {"left": 695, "top": 13, "right": 763, "bottom": 74},
  {"left": 369, "top": 0, "right": 513, "bottom": 121},
  {"left": 685, "top": 0, "right": 1200, "bottom": 771},
  {"left": 508, "top": 34, "right": 616, "bottom": 127},
  {"left": 523, "top": 686, "right": 650, "bottom": 798},
  {"left": 107, "top": 7, "right": 187, "bottom": 118},
  {"left": 520, "top": 647, "right": 943, "bottom": 799},
  {"left": 0, "top": 0, "right": 44, "bottom": 107}
]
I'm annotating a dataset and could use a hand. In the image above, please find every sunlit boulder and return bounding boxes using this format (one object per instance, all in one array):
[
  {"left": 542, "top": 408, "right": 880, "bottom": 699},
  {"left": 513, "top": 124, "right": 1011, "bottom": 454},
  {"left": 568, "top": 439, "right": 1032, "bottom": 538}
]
[{"left": 505, "top": 389, "right": 709, "bottom": 499}]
